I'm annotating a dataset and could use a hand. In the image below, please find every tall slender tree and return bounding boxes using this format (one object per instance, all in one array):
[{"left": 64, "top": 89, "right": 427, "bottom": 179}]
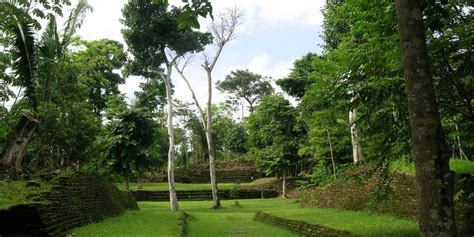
[
  {"left": 121, "top": 0, "right": 212, "bottom": 211},
  {"left": 0, "top": 0, "right": 92, "bottom": 174},
  {"left": 175, "top": 7, "right": 243, "bottom": 209},
  {"left": 247, "top": 95, "right": 300, "bottom": 198}
]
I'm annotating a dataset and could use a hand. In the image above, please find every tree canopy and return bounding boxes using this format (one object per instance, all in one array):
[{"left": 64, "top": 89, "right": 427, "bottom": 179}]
[{"left": 216, "top": 69, "right": 273, "bottom": 114}]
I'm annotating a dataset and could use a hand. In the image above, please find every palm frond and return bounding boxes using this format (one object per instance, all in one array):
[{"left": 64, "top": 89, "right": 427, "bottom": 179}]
[
  {"left": 0, "top": 1, "right": 29, "bottom": 28},
  {"left": 39, "top": 15, "right": 60, "bottom": 59},
  {"left": 61, "top": 0, "right": 93, "bottom": 49},
  {"left": 10, "top": 16, "right": 37, "bottom": 110}
]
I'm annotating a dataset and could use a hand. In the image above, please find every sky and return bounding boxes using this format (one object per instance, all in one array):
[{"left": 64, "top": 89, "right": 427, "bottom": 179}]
[{"left": 74, "top": 0, "right": 325, "bottom": 113}]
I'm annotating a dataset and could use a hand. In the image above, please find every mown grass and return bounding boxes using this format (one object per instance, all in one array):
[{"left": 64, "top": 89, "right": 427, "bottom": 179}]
[
  {"left": 70, "top": 200, "right": 296, "bottom": 237},
  {"left": 69, "top": 202, "right": 181, "bottom": 237},
  {"left": 391, "top": 158, "right": 474, "bottom": 175},
  {"left": 183, "top": 199, "right": 297, "bottom": 237},
  {"left": 70, "top": 199, "right": 419, "bottom": 237},
  {"left": 115, "top": 182, "right": 253, "bottom": 191},
  {"left": 269, "top": 207, "right": 419, "bottom": 237}
]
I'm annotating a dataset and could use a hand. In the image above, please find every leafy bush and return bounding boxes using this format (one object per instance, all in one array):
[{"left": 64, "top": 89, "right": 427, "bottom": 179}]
[{"left": 229, "top": 183, "right": 240, "bottom": 199}]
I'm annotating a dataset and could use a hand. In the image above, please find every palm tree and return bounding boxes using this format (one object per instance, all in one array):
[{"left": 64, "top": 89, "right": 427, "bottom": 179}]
[{"left": 0, "top": 0, "right": 92, "bottom": 175}]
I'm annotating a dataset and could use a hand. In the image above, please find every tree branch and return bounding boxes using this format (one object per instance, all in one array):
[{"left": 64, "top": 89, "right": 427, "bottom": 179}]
[
  {"left": 174, "top": 63, "right": 207, "bottom": 129},
  {"left": 205, "top": 7, "right": 244, "bottom": 71}
]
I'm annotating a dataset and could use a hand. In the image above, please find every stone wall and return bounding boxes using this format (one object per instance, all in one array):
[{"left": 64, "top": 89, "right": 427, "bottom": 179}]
[
  {"left": 152, "top": 169, "right": 262, "bottom": 183},
  {"left": 301, "top": 173, "right": 474, "bottom": 236},
  {"left": 253, "top": 211, "right": 350, "bottom": 237},
  {"left": 132, "top": 189, "right": 279, "bottom": 201},
  {"left": 456, "top": 174, "right": 474, "bottom": 236},
  {"left": 0, "top": 173, "right": 138, "bottom": 237}
]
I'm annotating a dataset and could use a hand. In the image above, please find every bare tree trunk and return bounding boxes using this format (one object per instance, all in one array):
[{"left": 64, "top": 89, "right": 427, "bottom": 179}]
[
  {"left": 327, "top": 130, "right": 337, "bottom": 180},
  {"left": 454, "top": 119, "right": 467, "bottom": 160},
  {"left": 241, "top": 100, "right": 245, "bottom": 121},
  {"left": 206, "top": 68, "right": 221, "bottom": 209},
  {"left": 282, "top": 169, "right": 287, "bottom": 199},
  {"left": 395, "top": 1, "right": 456, "bottom": 235},
  {"left": 163, "top": 65, "right": 179, "bottom": 212},
  {"left": 137, "top": 177, "right": 143, "bottom": 190},
  {"left": 349, "top": 106, "right": 363, "bottom": 163},
  {"left": 175, "top": 7, "right": 243, "bottom": 209},
  {"left": 1, "top": 113, "right": 39, "bottom": 176},
  {"left": 125, "top": 176, "right": 130, "bottom": 191},
  {"left": 175, "top": 65, "right": 220, "bottom": 208}
]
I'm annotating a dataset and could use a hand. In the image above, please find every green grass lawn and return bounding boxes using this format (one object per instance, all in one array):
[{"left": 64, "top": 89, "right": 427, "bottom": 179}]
[
  {"left": 69, "top": 202, "right": 181, "bottom": 237},
  {"left": 116, "top": 182, "right": 253, "bottom": 191},
  {"left": 183, "top": 199, "right": 297, "bottom": 237},
  {"left": 391, "top": 158, "right": 474, "bottom": 175},
  {"left": 70, "top": 200, "right": 297, "bottom": 237},
  {"left": 70, "top": 199, "right": 419, "bottom": 237},
  {"left": 269, "top": 207, "right": 419, "bottom": 237}
]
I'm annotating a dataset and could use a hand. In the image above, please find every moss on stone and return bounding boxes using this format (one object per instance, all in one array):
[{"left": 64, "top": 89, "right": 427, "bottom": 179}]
[{"left": 0, "top": 172, "right": 138, "bottom": 237}]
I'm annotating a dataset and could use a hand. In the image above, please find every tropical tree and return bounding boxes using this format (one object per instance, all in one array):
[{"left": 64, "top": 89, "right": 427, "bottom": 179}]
[
  {"left": 0, "top": 0, "right": 92, "bottom": 175},
  {"left": 72, "top": 39, "right": 126, "bottom": 116},
  {"left": 174, "top": 7, "right": 243, "bottom": 209},
  {"left": 299, "top": 77, "right": 352, "bottom": 179},
  {"left": 276, "top": 53, "right": 318, "bottom": 100},
  {"left": 133, "top": 77, "right": 167, "bottom": 118},
  {"left": 217, "top": 69, "right": 273, "bottom": 114},
  {"left": 99, "top": 106, "right": 159, "bottom": 191},
  {"left": 395, "top": 0, "right": 456, "bottom": 234},
  {"left": 426, "top": 1, "right": 474, "bottom": 160},
  {"left": 121, "top": 0, "right": 212, "bottom": 211},
  {"left": 247, "top": 95, "right": 300, "bottom": 198},
  {"left": 224, "top": 123, "right": 248, "bottom": 155},
  {"left": 211, "top": 103, "right": 238, "bottom": 153}
]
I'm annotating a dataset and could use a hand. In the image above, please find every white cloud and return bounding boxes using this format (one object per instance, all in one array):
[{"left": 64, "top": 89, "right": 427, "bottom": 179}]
[
  {"left": 211, "top": 1, "right": 325, "bottom": 27},
  {"left": 75, "top": 0, "right": 127, "bottom": 44},
  {"left": 247, "top": 53, "right": 293, "bottom": 79}
]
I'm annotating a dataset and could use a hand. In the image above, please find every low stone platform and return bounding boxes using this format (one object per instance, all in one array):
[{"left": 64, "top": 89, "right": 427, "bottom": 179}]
[
  {"left": 254, "top": 211, "right": 351, "bottom": 237},
  {"left": 132, "top": 189, "right": 279, "bottom": 201},
  {"left": 152, "top": 169, "right": 263, "bottom": 183}
]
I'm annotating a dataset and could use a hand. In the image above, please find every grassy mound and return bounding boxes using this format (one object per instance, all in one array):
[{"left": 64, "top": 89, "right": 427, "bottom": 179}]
[
  {"left": 300, "top": 164, "right": 474, "bottom": 235},
  {"left": 0, "top": 177, "right": 52, "bottom": 209},
  {"left": 301, "top": 172, "right": 419, "bottom": 219}
]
